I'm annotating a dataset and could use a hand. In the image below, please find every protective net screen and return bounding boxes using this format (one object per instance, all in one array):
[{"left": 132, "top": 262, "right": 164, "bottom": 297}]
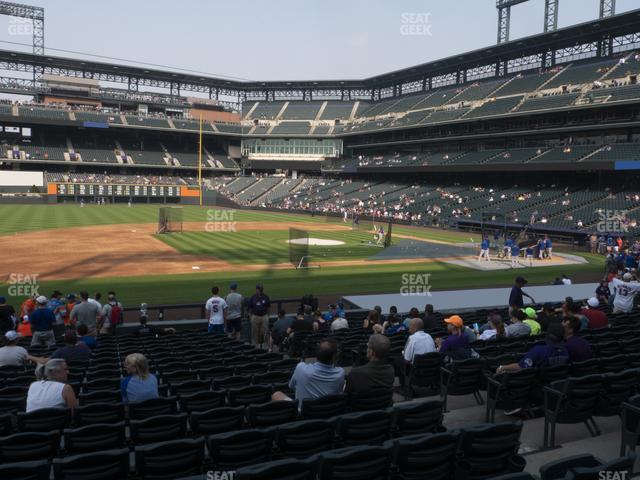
[
  {"left": 158, "top": 207, "right": 183, "bottom": 233},
  {"left": 289, "top": 228, "right": 309, "bottom": 266}
]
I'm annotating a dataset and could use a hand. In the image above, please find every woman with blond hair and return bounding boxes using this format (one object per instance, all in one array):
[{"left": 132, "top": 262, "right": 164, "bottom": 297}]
[
  {"left": 121, "top": 353, "right": 158, "bottom": 404},
  {"left": 26, "top": 358, "right": 77, "bottom": 412}
]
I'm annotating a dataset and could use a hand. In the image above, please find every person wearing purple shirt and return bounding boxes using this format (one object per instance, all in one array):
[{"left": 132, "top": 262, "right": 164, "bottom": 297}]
[
  {"left": 563, "top": 317, "right": 593, "bottom": 362},
  {"left": 436, "top": 315, "right": 471, "bottom": 361}
]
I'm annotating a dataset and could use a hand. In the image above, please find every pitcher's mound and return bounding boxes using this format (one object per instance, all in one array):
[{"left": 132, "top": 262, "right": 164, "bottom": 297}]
[{"left": 287, "top": 238, "right": 345, "bottom": 246}]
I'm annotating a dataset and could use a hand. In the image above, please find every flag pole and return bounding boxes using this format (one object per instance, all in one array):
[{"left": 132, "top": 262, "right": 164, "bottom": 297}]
[{"left": 198, "top": 114, "right": 203, "bottom": 207}]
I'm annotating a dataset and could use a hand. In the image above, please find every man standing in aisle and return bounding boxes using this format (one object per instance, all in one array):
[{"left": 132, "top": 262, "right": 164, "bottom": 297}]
[
  {"left": 205, "top": 286, "right": 227, "bottom": 335},
  {"left": 225, "top": 282, "right": 243, "bottom": 340},
  {"left": 249, "top": 284, "right": 271, "bottom": 348}
]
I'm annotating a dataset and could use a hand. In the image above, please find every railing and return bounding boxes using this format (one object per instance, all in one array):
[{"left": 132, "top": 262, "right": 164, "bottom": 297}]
[{"left": 121, "top": 297, "right": 305, "bottom": 323}]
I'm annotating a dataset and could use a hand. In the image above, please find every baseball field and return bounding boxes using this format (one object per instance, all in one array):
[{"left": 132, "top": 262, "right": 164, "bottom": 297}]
[{"left": 0, "top": 204, "right": 604, "bottom": 306}]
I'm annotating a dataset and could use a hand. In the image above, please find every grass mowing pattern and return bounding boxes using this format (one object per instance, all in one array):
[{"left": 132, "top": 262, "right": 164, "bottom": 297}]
[{"left": 156, "top": 230, "right": 381, "bottom": 264}]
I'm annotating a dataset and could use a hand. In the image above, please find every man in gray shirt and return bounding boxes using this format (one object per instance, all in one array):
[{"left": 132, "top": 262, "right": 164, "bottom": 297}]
[
  {"left": 225, "top": 282, "right": 244, "bottom": 340},
  {"left": 70, "top": 291, "right": 101, "bottom": 336},
  {"left": 506, "top": 309, "right": 532, "bottom": 338}
]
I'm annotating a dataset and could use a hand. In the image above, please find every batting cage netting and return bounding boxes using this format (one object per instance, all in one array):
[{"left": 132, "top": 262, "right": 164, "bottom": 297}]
[
  {"left": 157, "top": 206, "right": 183, "bottom": 234},
  {"left": 289, "top": 228, "right": 310, "bottom": 268}
]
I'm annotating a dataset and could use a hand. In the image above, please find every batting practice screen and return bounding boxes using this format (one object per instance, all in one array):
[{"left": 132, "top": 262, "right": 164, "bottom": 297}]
[
  {"left": 157, "top": 207, "right": 183, "bottom": 234},
  {"left": 289, "top": 228, "right": 309, "bottom": 267}
]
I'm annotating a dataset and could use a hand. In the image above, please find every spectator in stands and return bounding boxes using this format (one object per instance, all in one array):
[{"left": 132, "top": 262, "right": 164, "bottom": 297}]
[
  {"left": 76, "top": 324, "right": 97, "bottom": 349},
  {"left": 561, "top": 274, "right": 572, "bottom": 285},
  {"left": 383, "top": 313, "right": 405, "bottom": 335},
  {"left": 478, "top": 313, "right": 505, "bottom": 341},
  {"left": 436, "top": 315, "right": 473, "bottom": 361},
  {"left": 121, "top": 353, "right": 159, "bottom": 404},
  {"left": 0, "top": 331, "right": 46, "bottom": 367},
  {"left": 133, "top": 314, "right": 175, "bottom": 336},
  {"left": 270, "top": 309, "right": 293, "bottom": 352},
  {"left": 101, "top": 292, "right": 123, "bottom": 335},
  {"left": 563, "top": 316, "right": 593, "bottom": 362},
  {"left": 330, "top": 311, "right": 349, "bottom": 332},
  {"left": 249, "top": 284, "right": 271, "bottom": 348},
  {"left": 346, "top": 334, "right": 394, "bottom": 395},
  {"left": 610, "top": 272, "right": 640, "bottom": 313},
  {"left": 272, "top": 338, "right": 345, "bottom": 408},
  {"left": 509, "top": 277, "right": 535, "bottom": 315},
  {"left": 362, "top": 309, "right": 381, "bottom": 332},
  {"left": 581, "top": 297, "right": 608, "bottom": 329},
  {"left": 20, "top": 294, "right": 37, "bottom": 326},
  {"left": 205, "top": 286, "right": 227, "bottom": 335},
  {"left": 26, "top": 358, "right": 77, "bottom": 412},
  {"left": 385, "top": 306, "right": 398, "bottom": 323},
  {"left": 423, "top": 304, "right": 440, "bottom": 331},
  {"left": 30, "top": 295, "right": 56, "bottom": 347},
  {"left": 596, "top": 280, "right": 611, "bottom": 304},
  {"left": 70, "top": 291, "right": 101, "bottom": 337},
  {"left": 403, "top": 318, "right": 436, "bottom": 363},
  {"left": 402, "top": 307, "right": 421, "bottom": 328},
  {"left": 505, "top": 309, "right": 531, "bottom": 338},
  {"left": 314, "top": 309, "right": 327, "bottom": 331},
  {"left": 0, "top": 296, "right": 15, "bottom": 334},
  {"left": 225, "top": 282, "right": 244, "bottom": 341},
  {"left": 522, "top": 307, "right": 542, "bottom": 335},
  {"left": 537, "top": 303, "right": 561, "bottom": 332},
  {"left": 47, "top": 291, "right": 65, "bottom": 337},
  {"left": 496, "top": 322, "right": 568, "bottom": 374},
  {"left": 287, "top": 307, "right": 315, "bottom": 336},
  {"left": 50, "top": 331, "right": 92, "bottom": 364}
]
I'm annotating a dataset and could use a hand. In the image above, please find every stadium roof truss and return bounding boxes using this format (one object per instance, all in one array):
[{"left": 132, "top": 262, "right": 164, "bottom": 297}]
[{"left": 0, "top": 9, "right": 637, "bottom": 108}]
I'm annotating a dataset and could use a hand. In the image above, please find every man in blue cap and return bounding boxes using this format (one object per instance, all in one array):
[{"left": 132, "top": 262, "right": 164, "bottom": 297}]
[{"left": 225, "top": 282, "right": 244, "bottom": 341}]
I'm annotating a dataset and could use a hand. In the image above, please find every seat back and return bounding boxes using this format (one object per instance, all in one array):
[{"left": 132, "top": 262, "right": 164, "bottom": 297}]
[
  {"left": 78, "top": 389, "right": 121, "bottom": 405},
  {"left": 178, "top": 390, "right": 226, "bottom": 413},
  {"left": 130, "top": 413, "right": 188, "bottom": 445},
  {"left": 596, "top": 370, "right": 638, "bottom": 416},
  {"left": 457, "top": 422, "right": 523, "bottom": 477},
  {"left": 315, "top": 445, "right": 390, "bottom": 480},
  {"left": 0, "top": 431, "right": 59, "bottom": 463},
  {"left": 63, "top": 421, "right": 126, "bottom": 454},
  {"left": 275, "top": 419, "right": 334, "bottom": 458},
  {"left": 135, "top": 438, "right": 205, "bottom": 480},
  {"left": 128, "top": 396, "right": 178, "bottom": 420},
  {"left": 549, "top": 375, "right": 603, "bottom": 420},
  {"left": 0, "top": 459, "right": 50, "bottom": 480},
  {"left": 386, "top": 431, "right": 460, "bottom": 480},
  {"left": 333, "top": 410, "right": 392, "bottom": 446},
  {"left": 235, "top": 458, "right": 316, "bottom": 480},
  {"left": 17, "top": 407, "right": 72, "bottom": 432},
  {"left": 53, "top": 448, "right": 130, "bottom": 480},
  {"left": 301, "top": 394, "right": 348, "bottom": 419},
  {"left": 349, "top": 387, "right": 393, "bottom": 412},
  {"left": 227, "top": 385, "right": 272, "bottom": 407},
  {"left": 74, "top": 402, "right": 125, "bottom": 426},
  {"left": 207, "top": 429, "right": 273, "bottom": 470},
  {"left": 391, "top": 400, "right": 443, "bottom": 436},
  {"left": 247, "top": 401, "right": 299, "bottom": 428},
  {"left": 190, "top": 406, "right": 245, "bottom": 435}
]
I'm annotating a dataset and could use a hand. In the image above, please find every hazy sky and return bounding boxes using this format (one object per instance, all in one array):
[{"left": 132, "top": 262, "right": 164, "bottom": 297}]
[{"left": 0, "top": 0, "right": 637, "bottom": 81}]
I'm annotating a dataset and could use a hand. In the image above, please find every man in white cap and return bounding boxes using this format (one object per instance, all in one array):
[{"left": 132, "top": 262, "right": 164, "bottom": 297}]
[
  {"left": 610, "top": 272, "right": 640, "bottom": 314},
  {"left": 29, "top": 296, "right": 57, "bottom": 347},
  {"left": 581, "top": 297, "right": 609, "bottom": 329},
  {"left": 0, "top": 331, "right": 47, "bottom": 367}
]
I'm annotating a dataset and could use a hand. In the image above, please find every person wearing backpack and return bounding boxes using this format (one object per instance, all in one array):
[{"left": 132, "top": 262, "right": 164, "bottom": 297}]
[{"left": 101, "top": 291, "right": 123, "bottom": 335}]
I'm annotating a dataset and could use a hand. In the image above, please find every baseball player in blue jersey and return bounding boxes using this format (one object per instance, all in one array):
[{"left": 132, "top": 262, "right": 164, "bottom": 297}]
[{"left": 478, "top": 235, "right": 490, "bottom": 261}]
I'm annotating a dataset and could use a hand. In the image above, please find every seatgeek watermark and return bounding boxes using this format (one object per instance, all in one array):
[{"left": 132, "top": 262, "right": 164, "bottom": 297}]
[
  {"left": 596, "top": 209, "right": 628, "bottom": 234},
  {"left": 400, "top": 273, "right": 432, "bottom": 296},
  {"left": 7, "top": 273, "right": 40, "bottom": 297},
  {"left": 400, "top": 12, "right": 432, "bottom": 36},
  {"left": 598, "top": 471, "right": 627, "bottom": 480},
  {"left": 205, "top": 209, "right": 237, "bottom": 232},
  {"left": 205, "top": 471, "right": 236, "bottom": 480},
  {"left": 8, "top": 16, "right": 33, "bottom": 36}
]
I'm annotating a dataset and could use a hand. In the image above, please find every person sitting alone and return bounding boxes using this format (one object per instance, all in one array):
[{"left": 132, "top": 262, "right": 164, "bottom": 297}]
[
  {"left": 272, "top": 338, "right": 344, "bottom": 408},
  {"left": 121, "top": 353, "right": 159, "bottom": 404},
  {"left": 26, "top": 358, "right": 77, "bottom": 412}
]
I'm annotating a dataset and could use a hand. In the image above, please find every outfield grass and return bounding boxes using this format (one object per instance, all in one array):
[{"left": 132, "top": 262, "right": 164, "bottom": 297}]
[{"left": 0, "top": 204, "right": 604, "bottom": 306}]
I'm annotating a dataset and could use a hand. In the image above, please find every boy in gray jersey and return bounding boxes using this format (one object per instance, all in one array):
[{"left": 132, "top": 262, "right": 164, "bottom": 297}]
[{"left": 225, "top": 282, "right": 244, "bottom": 340}]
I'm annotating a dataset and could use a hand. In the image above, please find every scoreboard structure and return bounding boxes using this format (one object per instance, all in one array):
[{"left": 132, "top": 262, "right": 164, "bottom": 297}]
[{"left": 46, "top": 183, "right": 200, "bottom": 204}]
